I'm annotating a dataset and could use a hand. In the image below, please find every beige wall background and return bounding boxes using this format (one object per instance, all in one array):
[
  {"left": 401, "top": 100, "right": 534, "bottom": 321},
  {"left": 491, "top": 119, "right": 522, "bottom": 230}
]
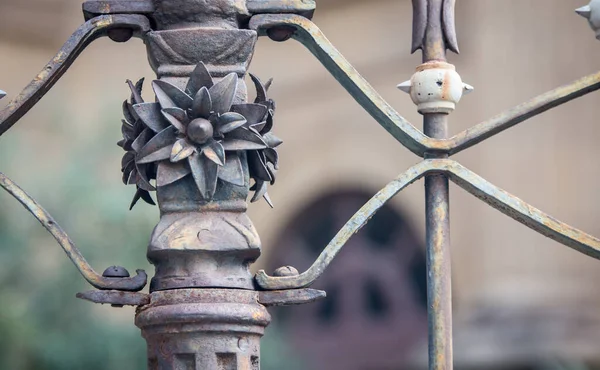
[{"left": 1, "top": 0, "right": 600, "bottom": 367}]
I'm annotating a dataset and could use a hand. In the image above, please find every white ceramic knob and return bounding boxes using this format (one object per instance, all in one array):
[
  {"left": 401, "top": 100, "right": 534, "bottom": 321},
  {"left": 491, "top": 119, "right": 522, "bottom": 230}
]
[
  {"left": 577, "top": 0, "right": 600, "bottom": 39},
  {"left": 398, "top": 61, "right": 472, "bottom": 114}
]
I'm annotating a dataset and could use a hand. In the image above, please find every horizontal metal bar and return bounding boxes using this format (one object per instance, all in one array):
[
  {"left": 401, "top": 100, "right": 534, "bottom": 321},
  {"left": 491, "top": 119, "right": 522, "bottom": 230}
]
[
  {"left": 445, "top": 162, "right": 600, "bottom": 260},
  {"left": 246, "top": 0, "right": 316, "bottom": 18},
  {"left": 76, "top": 290, "right": 150, "bottom": 306},
  {"left": 256, "top": 159, "right": 600, "bottom": 290},
  {"left": 82, "top": 1, "right": 155, "bottom": 20},
  {"left": 258, "top": 289, "right": 326, "bottom": 307},
  {"left": 249, "top": 14, "right": 432, "bottom": 156},
  {"left": 0, "top": 14, "right": 150, "bottom": 137},
  {"left": 255, "top": 161, "right": 429, "bottom": 290},
  {"left": 0, "top": 172, "right": 147, "bottom": 291},
  {"left": 444, "top": 71, "right": 600, "bottom": 155},
  {"left": 249, "top": 15, "right": 600, "bottom": 158}
]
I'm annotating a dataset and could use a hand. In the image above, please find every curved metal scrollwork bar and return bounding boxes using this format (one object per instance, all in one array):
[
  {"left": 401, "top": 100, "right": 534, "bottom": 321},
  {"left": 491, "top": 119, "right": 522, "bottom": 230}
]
[
  {"left": 445, "top": 71, "right": 600, "bottom": 155},
  {"left": 0, "top": 172, "right": 147, "bottom": 291},
  {"left": 256, "top": 159, "right": 600, "bottom": 290},
  {"left": 249, "top": 14, "right": 600, "bottom": 158},
  {"left": 249, "top": 14, "right": 432, "bottom": 157},
  {"left": 0, "top": 14, "right": 151, "bottom": 137}
]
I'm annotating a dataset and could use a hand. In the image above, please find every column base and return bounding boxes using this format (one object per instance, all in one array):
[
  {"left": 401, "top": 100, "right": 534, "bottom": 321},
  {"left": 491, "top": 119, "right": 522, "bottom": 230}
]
[{"left": 136, "top": 289, "right": 271, "bottom": 370}]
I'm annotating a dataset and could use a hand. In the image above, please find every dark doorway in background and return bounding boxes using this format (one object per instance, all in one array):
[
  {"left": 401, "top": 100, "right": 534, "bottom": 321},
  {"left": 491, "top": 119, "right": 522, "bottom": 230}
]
[{"left": 267, "top": 189, "right": 428, "bottom": 370}]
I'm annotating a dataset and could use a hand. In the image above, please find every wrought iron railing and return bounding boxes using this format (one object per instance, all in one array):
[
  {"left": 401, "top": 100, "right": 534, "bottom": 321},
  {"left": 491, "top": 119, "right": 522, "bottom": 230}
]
[{"left": 1, "top": 0, "right": 600, "bottom": 369}]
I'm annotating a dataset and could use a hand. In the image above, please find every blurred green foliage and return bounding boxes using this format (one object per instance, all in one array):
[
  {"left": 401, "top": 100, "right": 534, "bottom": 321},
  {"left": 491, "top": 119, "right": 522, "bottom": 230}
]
[{"left": 0, "top": 98, "right": 298, "bottom": 370}]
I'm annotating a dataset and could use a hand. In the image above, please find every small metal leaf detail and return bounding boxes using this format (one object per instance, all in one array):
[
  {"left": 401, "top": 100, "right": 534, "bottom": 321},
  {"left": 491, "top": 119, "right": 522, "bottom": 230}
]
[
  {"left": 190, "top": 153, "right": 219, "bottom": 199},
  {"left": 218, "top": 153, "right": 245, "bottom": 186},
  {"left": 209, "top": 73, "right": 238, "bottom": 114}
]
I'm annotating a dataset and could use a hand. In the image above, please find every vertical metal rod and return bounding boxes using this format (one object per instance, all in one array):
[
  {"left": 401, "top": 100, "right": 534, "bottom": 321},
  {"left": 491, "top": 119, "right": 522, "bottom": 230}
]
[
  {"left": 421, "top": 1, "right": 453, "bottom": 363},
  {"left": 424, "top": 113, "right": 452, "bottom": 370}
]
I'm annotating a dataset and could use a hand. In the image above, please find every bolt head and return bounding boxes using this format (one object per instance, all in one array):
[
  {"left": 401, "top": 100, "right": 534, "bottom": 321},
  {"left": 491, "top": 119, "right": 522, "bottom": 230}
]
[
  {"left": 273, "top": 266, "right": 299, "bottom": 277},
  {"left": 187, "top": 118, "right": 214, "bottom": 144},
  {"left": 102, "top": 266, "right": 130, "bottom": 278},
  {"left": 267, "top": 26, "right": 295, "bottom": 42},
  {"left": 108, "top": 28, "right": 134, "bottom": 43}
]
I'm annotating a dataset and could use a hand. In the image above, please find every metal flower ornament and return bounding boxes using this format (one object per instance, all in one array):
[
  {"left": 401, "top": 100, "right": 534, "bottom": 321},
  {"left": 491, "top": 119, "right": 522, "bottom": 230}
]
[
  {"left": 119, "top": 78, "right": 157, "bottom": 209},
  {"left": 119, "top": 62, "right": 282, "bottom": 207}
]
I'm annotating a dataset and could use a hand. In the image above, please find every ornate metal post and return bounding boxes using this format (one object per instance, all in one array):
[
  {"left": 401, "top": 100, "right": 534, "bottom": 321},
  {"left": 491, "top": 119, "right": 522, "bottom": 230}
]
[
  {"left": 399, "top": 1, "right": 469, "bottom": 368},
  {"left": 4, "top": 1, "right": 600, "bottom": 369},
  {"left": 0, "top": 1, "right": 322, "bottom": 369},
  {"left": 128, "top": 3, "right": 270, "bottom": 367}
]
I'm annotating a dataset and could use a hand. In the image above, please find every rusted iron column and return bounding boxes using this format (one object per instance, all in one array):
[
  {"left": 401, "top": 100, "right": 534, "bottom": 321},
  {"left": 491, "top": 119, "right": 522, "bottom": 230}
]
[
  {"left": 424, "top": 114, "right": 452, "bottom": 370},
  {"left": 420, "top": 6, "right": 454, "bottom": 368},
  {"left": 399, "top": 1, "right": 470, "bottom": 368}
]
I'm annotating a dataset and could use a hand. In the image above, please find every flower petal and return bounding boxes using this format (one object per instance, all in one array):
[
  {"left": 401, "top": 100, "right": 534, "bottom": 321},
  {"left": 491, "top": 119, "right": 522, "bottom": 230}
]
[
  {"left": 135, "top": 162, "right": 155, "bottom": 191},
  {"left": 231, "top": 104, "right": 268, "bottom": 125},
  {"left": 208, "top": 73, "right": 237, "bottom": 114},
  {"left": 218, "top": 152, "right": 245, "bottom": 186},
  {"left": 121, "top": 151, "right": 135, "bottom": 169},
  {"left": 129, "top": 188, "right": 155, "bottom": 210},
  {"left": 250, "top": 180, "right": 268, "bottom": 203},
  {"left": 250, "top": 121, "right": 267, "bottom": 133},
  {"left": 136, "top": 126, "right": 177, "bottom": 164},
  {"left": 248, "top": 150, "right": 272, "bottom": 182},
  {"left": 131, "top": 128, "right": 155, "bottom": 153},
  {"left": 121, "top": 119, "right": 135, "bottom": 140},
  {"left": 186, "top": 62, "right": 214, "bottom": 96},
  {"left": 189, "top": 153, "right": 219, "bottom": 199},
  {"left": 170, "top": 138, "right": 196, "bottom": 162},
  {"left": 133, "top": 103, "right": 169, "bottom": 133},
  {"left": 221, "top": 139, "right": 268, "bottom": 151},
  {"left": 265, "top": 78, "right": 273, "bottom": 91},
  {"left": 191, "top": 87, "right": 212, "bottom": 119},
  {"left": 249, "top": 73, "right": 267, "bottom": 104},
  {"left": 264, "top": 148, "right": 279, "bottom": 168},
  {"left": 127, "top": 168, "right": 140, "bottom": 186},
  {"left": 204, "top": 141, "right": 225, "bottom": 166},
  {"left": 156, "top": 161, "right": 191, "bottom": 187},
  {"left": 127, "top": 78, "right": 145, "bottom": 105},
  {"left": 161, "top": 109, "right": 187, "bottom": 134},
  {"left": 262, "top": 111, "right": 274, "bottom": 134},
  {"left": 162, "top": 107, "right": 190, "bottom": 126},
  {"left": 122, "top": 165, "right": 135, "bottom": 185},
  {"left": 224, "top": 128, "right": 268, "bottom": 148},
  {"left": 122, "top": 100, "right": 137, "bottom": 124},
  {"left": 152, "top": 80, "right": 193, "bottom": 110},
  {"left": 267, "top": 161, "right": 277, "bottom": 185},
  {"left": 264, "top": 193, "right": 274, "bottom": 208},
  {"left": 263, "top": 132, "right": 283, "bottom": 148},
  {"left": 216, "top": 112, "right": 246, "bottom": 134}
]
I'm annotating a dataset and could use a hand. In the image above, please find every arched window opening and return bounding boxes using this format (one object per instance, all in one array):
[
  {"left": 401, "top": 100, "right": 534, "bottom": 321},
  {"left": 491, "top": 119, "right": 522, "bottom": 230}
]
[{"left": 266, "top": 189, "right": 428, "bottom": 370}]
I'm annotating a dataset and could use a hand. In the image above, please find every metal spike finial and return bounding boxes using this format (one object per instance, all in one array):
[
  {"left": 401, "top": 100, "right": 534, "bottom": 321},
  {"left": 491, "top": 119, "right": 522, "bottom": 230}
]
[
  {"left": 463, "top": 83, "right": 474, "bottom": 95},
  {"left": 576, "top": 5, "right": 592, "bottom": 19},
  {"left": 397, "top": 80, "right": 412, "bottom": 93},
  {"left": 411, "top": 0, "right": 459, "bottom": 57}
]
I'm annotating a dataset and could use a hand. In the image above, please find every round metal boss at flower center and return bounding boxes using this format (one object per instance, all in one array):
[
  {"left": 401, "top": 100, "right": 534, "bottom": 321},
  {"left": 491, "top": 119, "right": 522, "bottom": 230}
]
[{"left": 188, "top": 118, "right": 214, "bottom": 144}]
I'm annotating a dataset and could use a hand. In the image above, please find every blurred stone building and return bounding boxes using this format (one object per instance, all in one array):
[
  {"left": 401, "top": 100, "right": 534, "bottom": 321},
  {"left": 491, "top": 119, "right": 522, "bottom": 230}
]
[{"left": 1, "top": 0, "right": 600, "bottom": 369}]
